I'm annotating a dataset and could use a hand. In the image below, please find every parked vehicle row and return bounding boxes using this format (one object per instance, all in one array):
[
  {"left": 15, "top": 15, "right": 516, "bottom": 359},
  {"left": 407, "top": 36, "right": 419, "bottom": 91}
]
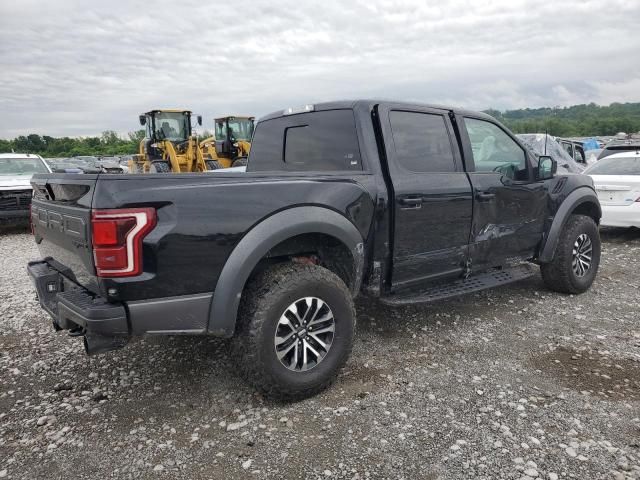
[{"left": 45, "top": 156, "right": 128, "bottom": 174}]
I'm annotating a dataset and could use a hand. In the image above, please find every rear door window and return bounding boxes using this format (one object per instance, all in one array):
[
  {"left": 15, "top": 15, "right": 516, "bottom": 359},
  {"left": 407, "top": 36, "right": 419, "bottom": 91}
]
[
  {"left": 388, "top": 111, "right": 456, "bottom": 172},
  {"left": 249, "top": 109, "right": 362, "bottom": 172}
]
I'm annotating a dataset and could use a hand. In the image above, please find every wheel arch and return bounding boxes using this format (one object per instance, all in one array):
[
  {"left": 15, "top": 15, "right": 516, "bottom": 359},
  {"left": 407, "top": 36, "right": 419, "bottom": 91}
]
[
  {"left": 538, "top": 186, "right": 602, "bottom": 263},
  {"left": 207, "top": 206, "right": 365, "bottom": 336}
]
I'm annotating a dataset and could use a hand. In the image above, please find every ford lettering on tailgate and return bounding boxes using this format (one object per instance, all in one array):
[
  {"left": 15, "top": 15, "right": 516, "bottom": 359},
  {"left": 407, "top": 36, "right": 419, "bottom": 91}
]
[{"left": 32, "top": 204, "right": 88, "bottom": 246}]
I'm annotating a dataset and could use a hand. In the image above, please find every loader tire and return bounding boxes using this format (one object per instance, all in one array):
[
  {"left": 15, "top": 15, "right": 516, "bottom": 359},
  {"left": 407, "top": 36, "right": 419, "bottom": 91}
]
[
  {"left": 232, "top": 157, "right": 248, "bottom": 168},
  {"left": 206, "top": 160, "right": 222, "bottom": 170},
  {"left": 149, "top": 161, "right": 171, "bottom": 173}
]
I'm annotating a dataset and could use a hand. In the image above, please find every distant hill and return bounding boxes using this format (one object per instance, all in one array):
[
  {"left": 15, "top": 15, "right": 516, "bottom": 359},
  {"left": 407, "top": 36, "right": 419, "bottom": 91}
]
[
  {"left": 484, "top": 102, "right": 640, "bottom": 137},
  {"left": 2, "top": 102, "right": 640, "bottom": 157}
]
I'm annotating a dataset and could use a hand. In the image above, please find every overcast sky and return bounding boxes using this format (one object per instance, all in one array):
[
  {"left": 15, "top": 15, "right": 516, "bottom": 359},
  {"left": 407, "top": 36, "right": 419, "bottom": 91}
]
[{"left": 1, "top": 0, "right": 639, "bottom": 138}]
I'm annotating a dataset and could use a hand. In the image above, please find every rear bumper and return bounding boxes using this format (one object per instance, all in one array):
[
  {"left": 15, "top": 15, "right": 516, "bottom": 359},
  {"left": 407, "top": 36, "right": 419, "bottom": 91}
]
[
  {"left": 27, "top": 261, "right": 129, "bottom": 352},
  {"left": 600, "top": 203, "right": 640, "bottom": 228},
  {"left": 27, "top": 260, "right": 215, "bottom": 353}
]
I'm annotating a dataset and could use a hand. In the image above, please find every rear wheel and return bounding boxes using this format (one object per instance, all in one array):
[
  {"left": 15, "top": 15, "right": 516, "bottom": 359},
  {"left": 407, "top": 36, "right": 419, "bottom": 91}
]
[
  {"left": 232, "top": 157, "right": 248, "bottom": 168},
  {"left": 206, "top": 160, "right": 222, "bottom": 171},
  {"left": 541, "top": 214, "right": 601, "bottom": 294},
  {"left": 234, "top": 263, "right": 355, "bottom": 401},
  {"left": 149, "top": 161, "right": 171, "bottom": 173}
]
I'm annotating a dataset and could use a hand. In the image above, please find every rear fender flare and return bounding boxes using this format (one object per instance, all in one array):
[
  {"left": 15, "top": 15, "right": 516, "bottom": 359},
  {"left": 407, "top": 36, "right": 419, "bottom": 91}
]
[
  {"left": 207, "top": 206, "right": 364, "bottom": 336},
  {"left": 538, "top": 186, "right": 601, "bottom": 263}
]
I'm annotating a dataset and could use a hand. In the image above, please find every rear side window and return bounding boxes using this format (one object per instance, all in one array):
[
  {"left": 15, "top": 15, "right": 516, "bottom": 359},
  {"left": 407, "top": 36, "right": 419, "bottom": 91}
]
[
  {"left": 248, "top": 109, "right": 362, "bottom": 172},
  {"left": 388, "top": 111, "right": 456, "bottom": 173}
]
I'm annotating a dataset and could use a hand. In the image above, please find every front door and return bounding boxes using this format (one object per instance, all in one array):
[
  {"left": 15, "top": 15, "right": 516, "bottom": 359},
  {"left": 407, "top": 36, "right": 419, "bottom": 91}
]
[
  {"left": 377, "top": 105, "right": 474, "bottom": 290},
  {"left": 457, "top": 115, "right": 549, "bottom": 271}
]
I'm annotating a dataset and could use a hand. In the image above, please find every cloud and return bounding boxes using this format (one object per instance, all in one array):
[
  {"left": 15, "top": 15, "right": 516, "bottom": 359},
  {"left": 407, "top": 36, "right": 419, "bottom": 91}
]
[{"left": 0, "top": 0, "right": 639, "bottom": 137}]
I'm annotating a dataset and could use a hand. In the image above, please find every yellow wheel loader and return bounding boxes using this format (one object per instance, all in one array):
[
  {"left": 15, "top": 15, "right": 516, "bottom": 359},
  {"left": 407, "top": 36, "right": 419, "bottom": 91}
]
[
  {"left": 129, "top": 109, "right": 219, "bottom": 173},
  {"left": 199, "top": 116, "right": 255, "bottom": 168}
]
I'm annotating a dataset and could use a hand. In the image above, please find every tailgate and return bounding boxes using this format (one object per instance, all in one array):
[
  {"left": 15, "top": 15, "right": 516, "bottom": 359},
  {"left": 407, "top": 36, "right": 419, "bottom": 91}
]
[{"left": 30, "top": 174, "right": 100, "bottom": 293}]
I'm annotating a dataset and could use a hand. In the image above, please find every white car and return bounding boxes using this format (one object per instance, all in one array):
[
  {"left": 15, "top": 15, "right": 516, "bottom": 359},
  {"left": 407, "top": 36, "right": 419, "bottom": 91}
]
[
  {"left": 584, "top": 151, "right": 640, "bottom": 228},
  {"left": 0, "top": 153, "right": 51, "bottom": 224}
]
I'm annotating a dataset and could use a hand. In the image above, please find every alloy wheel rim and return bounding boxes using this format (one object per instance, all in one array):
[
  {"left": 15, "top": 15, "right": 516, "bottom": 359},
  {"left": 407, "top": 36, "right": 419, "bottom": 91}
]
[
  {"left": 572, "top": 233, "right": 593, "bottom": 278},
  {"left": 274, "top": 297, "right": 335, "bottom": 372}
]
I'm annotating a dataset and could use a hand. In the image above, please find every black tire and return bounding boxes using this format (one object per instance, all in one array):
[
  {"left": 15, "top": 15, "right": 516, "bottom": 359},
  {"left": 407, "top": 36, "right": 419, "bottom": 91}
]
[
  {"left": 541, "top": 214, "right": 601, "bottom": 294},
  {"left": 206, "top": 160, "right": 222, "bottom": 170},
  {"left": 234, "top": 263, "right": 356, "bottom": 401},
  {"left": 149, "top": 161, "right": 171, "bottom": 173},
  {"left": 232, "top": 157, "right": 248, "bottom": 168}
]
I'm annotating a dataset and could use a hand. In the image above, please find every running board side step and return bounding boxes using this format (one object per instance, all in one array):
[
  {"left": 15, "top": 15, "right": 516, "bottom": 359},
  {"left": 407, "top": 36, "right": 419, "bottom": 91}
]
[{"left": 380, "top": 264, "right": 537, "bottom": 306}]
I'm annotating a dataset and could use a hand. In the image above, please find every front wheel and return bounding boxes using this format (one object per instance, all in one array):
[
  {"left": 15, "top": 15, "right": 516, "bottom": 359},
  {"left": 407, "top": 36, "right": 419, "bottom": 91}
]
[
  {"left": 234, "top": 263, "right": 355, "bottom": 401},
  {"left": 541, "top": 214, "right": 601, "bottom": 294}
]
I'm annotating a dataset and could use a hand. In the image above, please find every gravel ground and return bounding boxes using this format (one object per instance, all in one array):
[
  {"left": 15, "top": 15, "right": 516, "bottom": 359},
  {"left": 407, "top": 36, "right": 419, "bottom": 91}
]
[{"left": 1, "top": 228, "right": 639, "bottom": 480}]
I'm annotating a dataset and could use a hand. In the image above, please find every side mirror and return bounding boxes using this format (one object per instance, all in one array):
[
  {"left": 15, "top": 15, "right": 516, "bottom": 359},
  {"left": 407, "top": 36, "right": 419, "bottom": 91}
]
[
  {"left": 139, "top": 115, "right": 146, "bottom": 126},
  {"left": 197, "top": 115, "right": 203, "bottom": 126},
  {"left": 537, "top": 155, "right": 556, "bottom": 180}
]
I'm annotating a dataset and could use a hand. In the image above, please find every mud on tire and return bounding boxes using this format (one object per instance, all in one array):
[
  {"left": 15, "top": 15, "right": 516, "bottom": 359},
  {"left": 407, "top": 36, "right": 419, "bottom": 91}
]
[{"left": 233, "top": 263, "right": 356, "bottom": 401}]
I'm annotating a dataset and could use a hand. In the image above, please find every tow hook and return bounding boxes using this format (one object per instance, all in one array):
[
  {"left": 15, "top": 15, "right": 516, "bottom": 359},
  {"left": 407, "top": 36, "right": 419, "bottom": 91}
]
[{"left": 68, "top": 326, "right": 86, "bottom": 337}]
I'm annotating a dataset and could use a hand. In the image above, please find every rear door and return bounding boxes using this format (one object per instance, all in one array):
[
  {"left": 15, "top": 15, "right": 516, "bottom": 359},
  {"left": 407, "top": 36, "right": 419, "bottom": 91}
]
[
  {"left": 456, "top": 115, "right": 548, "bottom": 270},
  {"left": 376, "top": 104, "right": 473, "bottom": 289},
  {"left": 31, "top": 174, "right": 99, "bottom": 292}
]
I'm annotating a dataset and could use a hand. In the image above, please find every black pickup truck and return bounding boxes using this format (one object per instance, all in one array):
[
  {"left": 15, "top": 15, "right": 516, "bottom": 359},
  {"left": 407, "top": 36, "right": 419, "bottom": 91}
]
[{"left": 28, "top": 100, "right": 602, "bottom": 400}]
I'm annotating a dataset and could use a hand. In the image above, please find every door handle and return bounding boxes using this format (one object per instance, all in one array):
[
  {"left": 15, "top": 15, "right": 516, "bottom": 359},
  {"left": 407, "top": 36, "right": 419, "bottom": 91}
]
[
  {"left": 399, "top": 197, "right": 423, "bottom": 208},
  {"left": 476, "top": 192, "right": 496, "bottom": 201}
]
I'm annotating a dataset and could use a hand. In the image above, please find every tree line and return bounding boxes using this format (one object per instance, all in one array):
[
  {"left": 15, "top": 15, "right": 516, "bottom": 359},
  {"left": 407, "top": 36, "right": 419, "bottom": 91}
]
[
  {"left": 0, "top": 130, "right": 146, "bottom": 158},
  {"left": 1, "top": 102, "right": 639, "bottom": 157},
  {"left": 0, "top": 129, "right": 216, "bottom": 158},
  {"left": 486, "top": 102, "right": 640, "bottom": 137}
]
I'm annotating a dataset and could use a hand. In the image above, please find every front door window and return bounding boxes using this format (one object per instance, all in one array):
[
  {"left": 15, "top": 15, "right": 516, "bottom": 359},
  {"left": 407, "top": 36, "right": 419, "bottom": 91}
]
[{"left": 464, "top": 118, "right": 529, "bottom": 181}]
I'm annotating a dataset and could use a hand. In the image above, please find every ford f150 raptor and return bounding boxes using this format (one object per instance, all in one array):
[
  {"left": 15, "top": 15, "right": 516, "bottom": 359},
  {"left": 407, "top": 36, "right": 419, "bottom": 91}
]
[{"left": 28, "top": 100, "right": 601, "bottom": 400}]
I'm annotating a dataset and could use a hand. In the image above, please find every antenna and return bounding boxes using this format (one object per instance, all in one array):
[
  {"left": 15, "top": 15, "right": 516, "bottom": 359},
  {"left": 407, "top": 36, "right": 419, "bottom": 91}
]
[{"left": 544, "top": 129, "right": 548, "bottom": 155}]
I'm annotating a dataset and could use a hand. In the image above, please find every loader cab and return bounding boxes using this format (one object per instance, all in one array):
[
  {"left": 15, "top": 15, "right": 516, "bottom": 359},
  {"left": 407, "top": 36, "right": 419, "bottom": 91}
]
[
  {"left": 140, "top": 110, "right": 193, "bottom": 144},
  {"left": 214, "top": 116, "right": 255, "bottom": 157}
]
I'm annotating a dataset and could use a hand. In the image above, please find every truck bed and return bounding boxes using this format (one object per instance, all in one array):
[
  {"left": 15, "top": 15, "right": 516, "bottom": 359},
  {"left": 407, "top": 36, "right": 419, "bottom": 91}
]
[{"left": 31, "top": 171, "right": 377, "bottom": 302}]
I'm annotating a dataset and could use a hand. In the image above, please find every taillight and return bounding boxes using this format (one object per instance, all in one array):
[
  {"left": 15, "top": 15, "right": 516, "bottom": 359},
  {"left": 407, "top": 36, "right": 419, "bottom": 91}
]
[{"left": 91, "top": 208, "right": 156, "bottom": 277}]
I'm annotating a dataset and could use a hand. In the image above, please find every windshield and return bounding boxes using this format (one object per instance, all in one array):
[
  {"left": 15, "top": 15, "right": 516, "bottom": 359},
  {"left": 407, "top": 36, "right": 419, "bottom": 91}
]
[
  {"left": 0, "top": 157, "right": 49, "bottom": 175},
  {"left": 216, "top": 118, "right": 254, "bottom": 141},
  {"left": 585, "top": 155, "right": 640, "bottom": 175},
  {"left": 153, "top": 112, "right": 189, "bottom": 142}
]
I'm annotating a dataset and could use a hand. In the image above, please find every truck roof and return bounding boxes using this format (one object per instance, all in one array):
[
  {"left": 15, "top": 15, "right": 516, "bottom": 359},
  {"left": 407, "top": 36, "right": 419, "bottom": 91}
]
[{"left": 259, "top": 99, "right": 497, "bottom": 122}]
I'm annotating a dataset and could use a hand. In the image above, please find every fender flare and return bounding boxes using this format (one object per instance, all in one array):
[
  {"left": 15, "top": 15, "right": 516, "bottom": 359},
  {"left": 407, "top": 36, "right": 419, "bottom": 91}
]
[
  {"left": 538, "top": 186, "right": 601, "bottom": 263},
  {"left": 207, "top": 206, "right": 365, "bottom": 336}
]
